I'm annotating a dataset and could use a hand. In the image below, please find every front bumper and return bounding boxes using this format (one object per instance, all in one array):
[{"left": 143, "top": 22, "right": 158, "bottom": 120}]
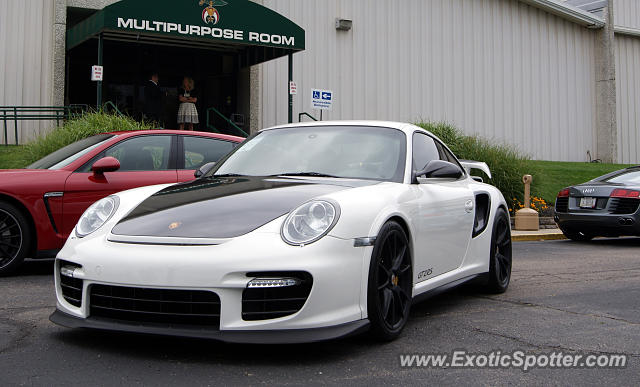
[
  {"left": 52, "top": 229, "right": 373, "bottom": 342},
  {"left": 49, "top": 310, "right": 370, "bottom": 344}
]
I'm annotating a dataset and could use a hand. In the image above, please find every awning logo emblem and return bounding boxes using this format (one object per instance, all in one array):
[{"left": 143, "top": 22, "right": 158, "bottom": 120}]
[{"left": 200, "top": 0, "right": 228, "bottom": 25}]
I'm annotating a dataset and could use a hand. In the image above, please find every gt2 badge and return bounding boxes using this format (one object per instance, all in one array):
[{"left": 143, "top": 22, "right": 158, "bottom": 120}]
[{"left": 418, "top": 268, "right": 433, "bottom": 280}]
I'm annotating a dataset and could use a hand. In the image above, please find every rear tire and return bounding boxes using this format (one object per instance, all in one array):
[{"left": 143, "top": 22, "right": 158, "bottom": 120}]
[
  {"left": 0, "top": 202, "right": 31, "bottom": 276},
  {"left": 483, "top": 208, "right": 512, "bottom": 294},
  {"left": 367, "top": 221, "right": 413, "bottom": 341},
  {"left": 561, "top": 229, "right": 594, "bottom": 242}
]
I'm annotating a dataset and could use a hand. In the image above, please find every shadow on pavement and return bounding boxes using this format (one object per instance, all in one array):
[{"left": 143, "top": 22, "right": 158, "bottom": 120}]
[
  {"left": 51, "top": 328, "right": 378, "bottom": 365},
  {"left": 553, "top": 236, "right": 640, "bottom": 248},
  {"left": 13, "top": 258, "right": 54, "bottom": 277}
]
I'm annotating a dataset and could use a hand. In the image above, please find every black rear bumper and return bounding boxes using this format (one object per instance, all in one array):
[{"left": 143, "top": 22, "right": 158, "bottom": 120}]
[
  {"left": 50, "top": 309, "right": 370, "bottom": 344},
  {"left": 555, "top": 212, "right": 640, "bottom": 237}
]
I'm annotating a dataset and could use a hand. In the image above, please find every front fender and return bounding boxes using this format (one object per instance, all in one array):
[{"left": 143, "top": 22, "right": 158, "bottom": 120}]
[{"left": 325, "top": 183, "right": 416, "bottom": 240}]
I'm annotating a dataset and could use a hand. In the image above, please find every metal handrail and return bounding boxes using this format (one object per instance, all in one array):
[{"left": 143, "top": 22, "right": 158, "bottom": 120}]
[
  {"left": 298, "top": 112, "right": 319, "bottom": 122},
  {"left": 1, "top": 105, "right": 88, "bottom": 145},
  {"left": 101, "top": 101, "right": 124, "bottom": 116},
  {"left": 206, "top": 107, "right": 248, "bottom": 137}
]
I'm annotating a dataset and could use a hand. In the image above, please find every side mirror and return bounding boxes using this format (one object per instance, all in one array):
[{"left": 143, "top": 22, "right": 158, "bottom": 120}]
[
  {"left": 92, "top": 157, "right": 120, "bottom": 175},
  {"left": 194, "top": 161, "right": 217, "bottom": 178},
  {"left": 415, "top": 160, "right": 463, "bottom": 181}
]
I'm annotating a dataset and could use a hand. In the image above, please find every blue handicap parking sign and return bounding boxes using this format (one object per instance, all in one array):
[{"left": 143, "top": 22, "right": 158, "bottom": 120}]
[{"left": 311, "top": 88, "right": 333, "bottom": 111}]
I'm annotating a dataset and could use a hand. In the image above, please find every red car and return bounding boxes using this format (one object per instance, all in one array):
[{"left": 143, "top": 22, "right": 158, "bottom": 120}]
[{"left": 0, "top": 130, "right": 243, "bottom": 275}]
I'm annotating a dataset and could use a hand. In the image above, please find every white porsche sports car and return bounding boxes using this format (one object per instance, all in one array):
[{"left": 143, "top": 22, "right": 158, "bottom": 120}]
[{"left": 51, "top": 121, "right": 512, "bottom": 343}]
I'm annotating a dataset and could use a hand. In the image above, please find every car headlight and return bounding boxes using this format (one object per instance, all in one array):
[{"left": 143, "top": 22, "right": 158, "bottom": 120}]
[
  {"left": 281, "top": 200, "right": 340, "bottom": 246},
  {"left": 76, "top": 196, "right": 120, "bottom": 238}
]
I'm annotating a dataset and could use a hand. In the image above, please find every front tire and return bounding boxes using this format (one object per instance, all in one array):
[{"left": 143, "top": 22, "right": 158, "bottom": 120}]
[
  {"left": 367, "top": 221, "right": 412, "bottom": 341},
  {"left": 0, "top": 202, "right": 31, "bottom": 276},
  {"left": 483, "top": 208, "right": 512, "bottom": 294}
]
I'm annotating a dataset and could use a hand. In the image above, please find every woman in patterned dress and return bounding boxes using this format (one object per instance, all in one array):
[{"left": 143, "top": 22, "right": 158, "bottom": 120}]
[{"left": 177, "top": 77, "right": 199, "bottom": 131}]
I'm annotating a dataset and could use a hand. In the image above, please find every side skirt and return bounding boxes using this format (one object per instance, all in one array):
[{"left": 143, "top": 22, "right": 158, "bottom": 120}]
[{"left": 411, "top": 274, "right": 480, "bottom": 305}]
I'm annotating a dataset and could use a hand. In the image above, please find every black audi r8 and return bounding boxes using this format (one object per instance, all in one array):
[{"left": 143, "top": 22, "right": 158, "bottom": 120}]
[{"left": 555, "top": 166, "right": 640, "bottom": 241}]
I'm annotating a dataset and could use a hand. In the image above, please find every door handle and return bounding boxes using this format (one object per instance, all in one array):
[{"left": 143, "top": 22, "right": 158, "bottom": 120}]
[{"left": 464, "top": 200, "right": 474, "bottom": 213}]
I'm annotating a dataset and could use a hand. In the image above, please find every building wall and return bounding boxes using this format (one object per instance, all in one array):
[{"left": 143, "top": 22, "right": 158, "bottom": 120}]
[
  {"left": 615, "top": 34, "right": 640, "bottom": 164},
  {"left": 260, "top": 0, "right": 599, "bottom": 162},
  {"left": 0, "top": 0, "right": 55, "bottom": 143},
  {"left": 614, "top": 0, "right": 640, "bottom": 30}
]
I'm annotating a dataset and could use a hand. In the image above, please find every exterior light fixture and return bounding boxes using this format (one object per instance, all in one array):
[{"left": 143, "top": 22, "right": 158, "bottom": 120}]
[{"left": 335, "top": 18, "right": 352, "bottom": 31}]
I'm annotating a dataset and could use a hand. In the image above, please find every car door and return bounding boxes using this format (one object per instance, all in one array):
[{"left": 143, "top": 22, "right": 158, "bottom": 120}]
[
  {"left": 61, "top": 134, "right": 178, "bottom": 237},
  {"left": 177, "top": 135, "right": 237, "bottom": 181},
  {"left": 410, "top": 132, "right": 475, "bottom": 281}
]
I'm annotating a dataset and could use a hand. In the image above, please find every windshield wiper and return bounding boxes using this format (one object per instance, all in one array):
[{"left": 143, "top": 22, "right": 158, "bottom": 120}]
[
  {"left": 274, "top": 172, "right": 340, "bottom": 178},
  {"left": 212, "top": 173, "right": 245, "bottom": 178}
]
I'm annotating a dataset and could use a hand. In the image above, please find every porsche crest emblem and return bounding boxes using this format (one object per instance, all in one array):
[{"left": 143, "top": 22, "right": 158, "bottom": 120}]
[{"left": 168, "top": 222, "right": 182, "bottom": 230}]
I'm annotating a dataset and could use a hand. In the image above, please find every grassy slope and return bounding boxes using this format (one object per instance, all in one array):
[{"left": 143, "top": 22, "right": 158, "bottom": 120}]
[
  {"left": 533, "top": 160, "right": 635, "bottom": 204},
  {"left": 0, "top": 146, "right": 30, "bottom": 169},
  {"left": 0, "top": 113, "right": 151, "bottom": 170}
]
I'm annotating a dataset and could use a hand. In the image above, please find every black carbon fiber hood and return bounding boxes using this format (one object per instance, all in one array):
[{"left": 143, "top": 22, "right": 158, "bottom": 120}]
[{"left": 111, "top": 176, "right": 374, "bottom": 239}]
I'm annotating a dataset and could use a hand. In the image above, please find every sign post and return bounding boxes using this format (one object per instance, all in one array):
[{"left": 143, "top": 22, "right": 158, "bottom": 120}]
[
  {"left": 288, "top": 53, "right": 293, "bottom": 124},
  {"left": 95, "top": 34, "right": 104, "bottom": 108}
]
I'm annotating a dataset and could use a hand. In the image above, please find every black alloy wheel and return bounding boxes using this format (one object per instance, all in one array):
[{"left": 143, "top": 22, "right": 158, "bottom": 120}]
[
  {"left": 368, "top": 221, "right": 412, "bottom": 341},
  {"left": 484, "top": 208, "right": 512, "bottom": 293},
  {"left": 0, "top": 202, "right": 30, "bottom": 276}
]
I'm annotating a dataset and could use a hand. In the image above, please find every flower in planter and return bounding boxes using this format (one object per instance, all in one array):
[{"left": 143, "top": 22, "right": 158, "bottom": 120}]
[{"left": 511, "top": 196, "right": 549, "bottom": 213}]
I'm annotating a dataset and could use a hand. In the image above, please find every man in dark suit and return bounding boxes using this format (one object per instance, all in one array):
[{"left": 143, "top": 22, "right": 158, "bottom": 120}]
[{"left": 143, "top": 72, "right": 163, "bottom": 126}]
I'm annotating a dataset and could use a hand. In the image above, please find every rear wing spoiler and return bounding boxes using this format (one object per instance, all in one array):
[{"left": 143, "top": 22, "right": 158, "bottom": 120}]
[{"left": 459, "top": 160, "right": 492, "bottom": 180}]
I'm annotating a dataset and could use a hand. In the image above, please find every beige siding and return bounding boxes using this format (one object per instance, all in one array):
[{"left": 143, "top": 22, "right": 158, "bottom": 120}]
[
  {"left": 0, "top": 0, "right": 55, "bottom": 144},
  {"left": 260, "top": 0, "right": 598, "bottom": 161},
  {"left": 614, "top": 0, "right": 640, "bottom": 30},
  {"left": 615, "top": 34, "right": 640, "bottom": 164}
]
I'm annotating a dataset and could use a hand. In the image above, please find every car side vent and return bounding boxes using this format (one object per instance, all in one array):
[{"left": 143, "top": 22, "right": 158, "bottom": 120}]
[
  {"left": 242, "top": 271, "right": 313, "bottom": 321},
  {"left": 472, "top": 193, "right": 491, "bottom": 238},
  {"left": 609, "top": 198, "right": 640, "bottom": 215},
  {"left": 555, "top": 197, "right": 569, "bottom": 213}
]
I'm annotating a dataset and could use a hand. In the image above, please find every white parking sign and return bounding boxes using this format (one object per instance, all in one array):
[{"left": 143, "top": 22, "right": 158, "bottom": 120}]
[{"left": 311, "top": 88, "right": 333, "bottom": 111}]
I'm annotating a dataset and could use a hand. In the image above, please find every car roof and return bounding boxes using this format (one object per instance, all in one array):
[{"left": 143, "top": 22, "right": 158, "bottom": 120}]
[
  {"left": 106, "top": 130, "right": 244, "bottom": 142},
  {"left": 262, "top": 120, "right": 430, "bottom": 136}
]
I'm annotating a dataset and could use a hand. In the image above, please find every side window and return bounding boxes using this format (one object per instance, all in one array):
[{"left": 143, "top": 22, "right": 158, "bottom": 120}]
[
  {"left": 103, "top": 135, "right": 173, "bottom": 171},
  {"left": 183, "top": 136, "right": 235, "bottom": 170},
  {"left": 412, "top": 133, "right": 439, "bottom": 172},
  {"left": 436, "top": 141, "right": 459, "bottom": 164}
]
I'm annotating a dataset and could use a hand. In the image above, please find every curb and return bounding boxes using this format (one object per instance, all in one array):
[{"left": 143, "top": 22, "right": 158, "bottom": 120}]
[{"left": 511, "top": 233, "right": 567, "bottom": 242}]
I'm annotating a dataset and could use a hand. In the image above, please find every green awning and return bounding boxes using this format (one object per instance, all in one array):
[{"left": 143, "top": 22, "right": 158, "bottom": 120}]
[{"left": 66, "top": 0, "right": 305, "bottom": 66}]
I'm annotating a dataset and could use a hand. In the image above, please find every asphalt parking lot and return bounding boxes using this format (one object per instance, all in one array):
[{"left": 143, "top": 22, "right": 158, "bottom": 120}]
[{"left": 1, "top": 239, "right": 639, "bottom": 386}]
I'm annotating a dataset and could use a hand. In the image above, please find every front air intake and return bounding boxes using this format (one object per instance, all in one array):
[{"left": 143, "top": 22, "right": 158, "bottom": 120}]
[
  {"left": 58, "top": 260, "right": 83, "bottom": 307},
  {"left": 242, "top": 272, "right": 313, "bottom": 321},
  {"left": 90, "top": 285, "right": 221, "bottom": 328}
]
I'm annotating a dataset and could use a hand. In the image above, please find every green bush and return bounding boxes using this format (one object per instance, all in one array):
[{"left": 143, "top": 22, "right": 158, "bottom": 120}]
[
  {"left": 416, "top": 122, "right": 540, "bottom": 207},
  {"left": 24, "top": 112, "right": 152, "bottom": 165}
]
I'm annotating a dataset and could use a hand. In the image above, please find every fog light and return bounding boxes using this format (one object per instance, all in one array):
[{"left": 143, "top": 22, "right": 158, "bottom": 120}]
[
  {"left": 60, "top": 265, "right": 79, "bottom": 278},
  {"left": 247, "top": 278, "right": 300, "bottom": 288}
]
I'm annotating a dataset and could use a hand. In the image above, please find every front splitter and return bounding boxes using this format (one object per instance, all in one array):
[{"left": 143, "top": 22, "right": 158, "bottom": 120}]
[{"left": 50, "top": 309, "right": 370, "bottom": 344}]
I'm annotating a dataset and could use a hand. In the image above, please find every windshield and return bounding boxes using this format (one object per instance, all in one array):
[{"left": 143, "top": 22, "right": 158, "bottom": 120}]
[
  {"left": 210, "top": 126, "right": 407, "bottom": 182},
  {"left": 603, "top": 170, "right": 640, "bottom": 185},
  {"left": 27, "top": 134, "right": 114, "bottom": 170}
]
